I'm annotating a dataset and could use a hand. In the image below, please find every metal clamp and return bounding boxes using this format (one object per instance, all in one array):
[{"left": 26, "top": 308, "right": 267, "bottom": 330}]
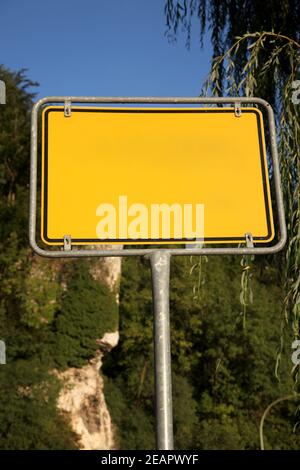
[
  {"left": 64, "top": 100, "right": 71, "bottom": 117},
  {"left": 0, "top": 80, "right": 6, "bottom": 105},
  {"left": 234, "top": 102, "right": 242, "bottom": 117},
  {"left": 245, "top": 232, "right": 254, "bottom": 248},
  {"left": 63, "top": 234, "right": 72, "bottom": 250}
]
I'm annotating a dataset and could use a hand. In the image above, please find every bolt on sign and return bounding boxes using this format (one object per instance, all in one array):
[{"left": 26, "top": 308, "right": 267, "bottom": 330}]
[{"left": 40, "top": 104, "right": 274, "bottom": 246}]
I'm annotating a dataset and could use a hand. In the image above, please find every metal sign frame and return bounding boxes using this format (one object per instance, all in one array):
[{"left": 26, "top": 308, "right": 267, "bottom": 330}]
[
  {"left": 30, "top": 96, "right": 286, "bottom": 258},
  {"left": 29, "top": 96, "right": 287, "bottom": 451}
]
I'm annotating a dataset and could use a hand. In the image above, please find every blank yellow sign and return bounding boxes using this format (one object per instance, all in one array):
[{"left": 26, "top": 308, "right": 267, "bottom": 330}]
[{"left": 41, "top": 106, "right": 274, "bottom": 245}]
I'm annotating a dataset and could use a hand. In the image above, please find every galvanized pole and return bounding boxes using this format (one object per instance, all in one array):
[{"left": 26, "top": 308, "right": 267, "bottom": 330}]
[{"left": 149, "top": 251, "right": 174, "bottom": 450}]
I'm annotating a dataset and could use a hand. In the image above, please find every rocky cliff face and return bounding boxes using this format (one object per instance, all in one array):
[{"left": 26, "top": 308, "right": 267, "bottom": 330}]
[
  {"left": 57, "top": 248, "right": 122, "bottom": 450},
  {"left": 57, "top": 339, "right": 118, "bottom": 450}
]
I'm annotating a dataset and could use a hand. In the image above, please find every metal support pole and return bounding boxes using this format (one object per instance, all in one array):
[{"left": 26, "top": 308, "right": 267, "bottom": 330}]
[{"left": 149, "top": 251, "right": 174, "bottom": 450}]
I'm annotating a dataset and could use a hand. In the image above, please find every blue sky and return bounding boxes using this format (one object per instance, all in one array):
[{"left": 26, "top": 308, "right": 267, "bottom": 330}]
[{"left": 0, "top": 0, "right": 212, "bottom": 98}]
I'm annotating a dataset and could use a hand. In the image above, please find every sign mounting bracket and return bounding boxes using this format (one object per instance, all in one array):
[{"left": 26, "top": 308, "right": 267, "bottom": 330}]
[
  {"left": 245, "top": 232, "right": 254, "bottom": 248},
  {"left": 234, "top": 101, "right": 242, "bottom": 117},
  {"left": 64, "top": 100, "right": 72, "bottom": 117},
  {"left": 63, "top": 234, "right": 72, "bottom": 251}
]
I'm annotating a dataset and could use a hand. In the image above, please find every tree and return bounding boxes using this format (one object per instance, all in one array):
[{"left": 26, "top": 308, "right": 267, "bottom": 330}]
[
  {"left": 165, "top": 0, "right": 300, "bottom": 108},
  {"left": 164, "top": 1, "right": 300, "bottom": 379},
  {"left": 0, "top": 67, "right": 119, "bottom": 449},
  {"left": 0, "top": 359, "right": 78, "bottom": 450},
  {"left": 103, "top": 256, "right": 300, "bottom": 449},
  {"left": 51, "top": 260, "right": 118, "bottom": 369}
]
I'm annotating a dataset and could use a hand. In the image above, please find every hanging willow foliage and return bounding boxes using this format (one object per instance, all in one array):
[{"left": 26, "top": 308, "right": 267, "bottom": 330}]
[
  {"left": 165, "top": 1, "right": 300, "bottom": 109},
  {"left": 201, "top": 32, "right": 300, "bottom": 379},
  {"left": 165, "top": 2, "right": 300, "bottom": 384}
]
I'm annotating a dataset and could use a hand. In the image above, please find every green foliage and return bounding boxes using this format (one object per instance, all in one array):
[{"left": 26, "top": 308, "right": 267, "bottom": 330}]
[
  {"left": 261, "top": 400, "right": 300, "bottom": 450},
  {"left": 19, "top": 257, "right": 61, "bottom": 328},
  {"left": 104, "top": 378, "right": 155, "bottom": 450},
  {"left": 172, "top": 374, "right": 198, "bottom": 449},
  {"left": 165, "top": 1, "right": 300, "bottom": 107},
  {"left": 0, "top": 66, "right": 119, "bottom": 449},
  {"left": 0, "top": 66, "right": 37, "bottom": 199},
  {"left": 164, "top": 2, "right": 300, "bottom": 376},
  {"left": 1, "top": 38, "right": 299, "bottom": 450},
  {"left": 201, "top": 32, "right": 300, "bottom": 379},
  {"left": 0, "top": 66, "right": 78, "bottom": 449},
  {"left": 51, "top": 260, "right": 118, "bottom": 369},
  {"left": 103, "top": 255, "right": 300, "bottom": 449},
  {"left": 196, "top": 418, "right": 243, "bottom": 450},
  {"left": 170, "top": 258, "right": 203, "bottom": 373},
  {"left": 0, "top": 359, "right": 78, "bottom": 449}
]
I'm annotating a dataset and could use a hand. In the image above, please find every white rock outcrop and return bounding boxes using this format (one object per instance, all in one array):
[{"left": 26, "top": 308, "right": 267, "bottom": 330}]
[
  {"left": 57, "top": 350, "right": 115, "bottom": 450},
  {"left": 57, "top": 249, "right": 122, "bottom": 449}
]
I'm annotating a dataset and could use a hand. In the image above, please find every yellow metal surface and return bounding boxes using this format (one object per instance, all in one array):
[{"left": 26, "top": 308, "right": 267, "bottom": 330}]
[{"left": 41, "top": 106, "right": 274, "bottom": 245}]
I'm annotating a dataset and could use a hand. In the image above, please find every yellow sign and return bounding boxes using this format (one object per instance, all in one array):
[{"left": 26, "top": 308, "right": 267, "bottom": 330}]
[{"left": 41, "top": 106, "right": 274, "bottom": 245}]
